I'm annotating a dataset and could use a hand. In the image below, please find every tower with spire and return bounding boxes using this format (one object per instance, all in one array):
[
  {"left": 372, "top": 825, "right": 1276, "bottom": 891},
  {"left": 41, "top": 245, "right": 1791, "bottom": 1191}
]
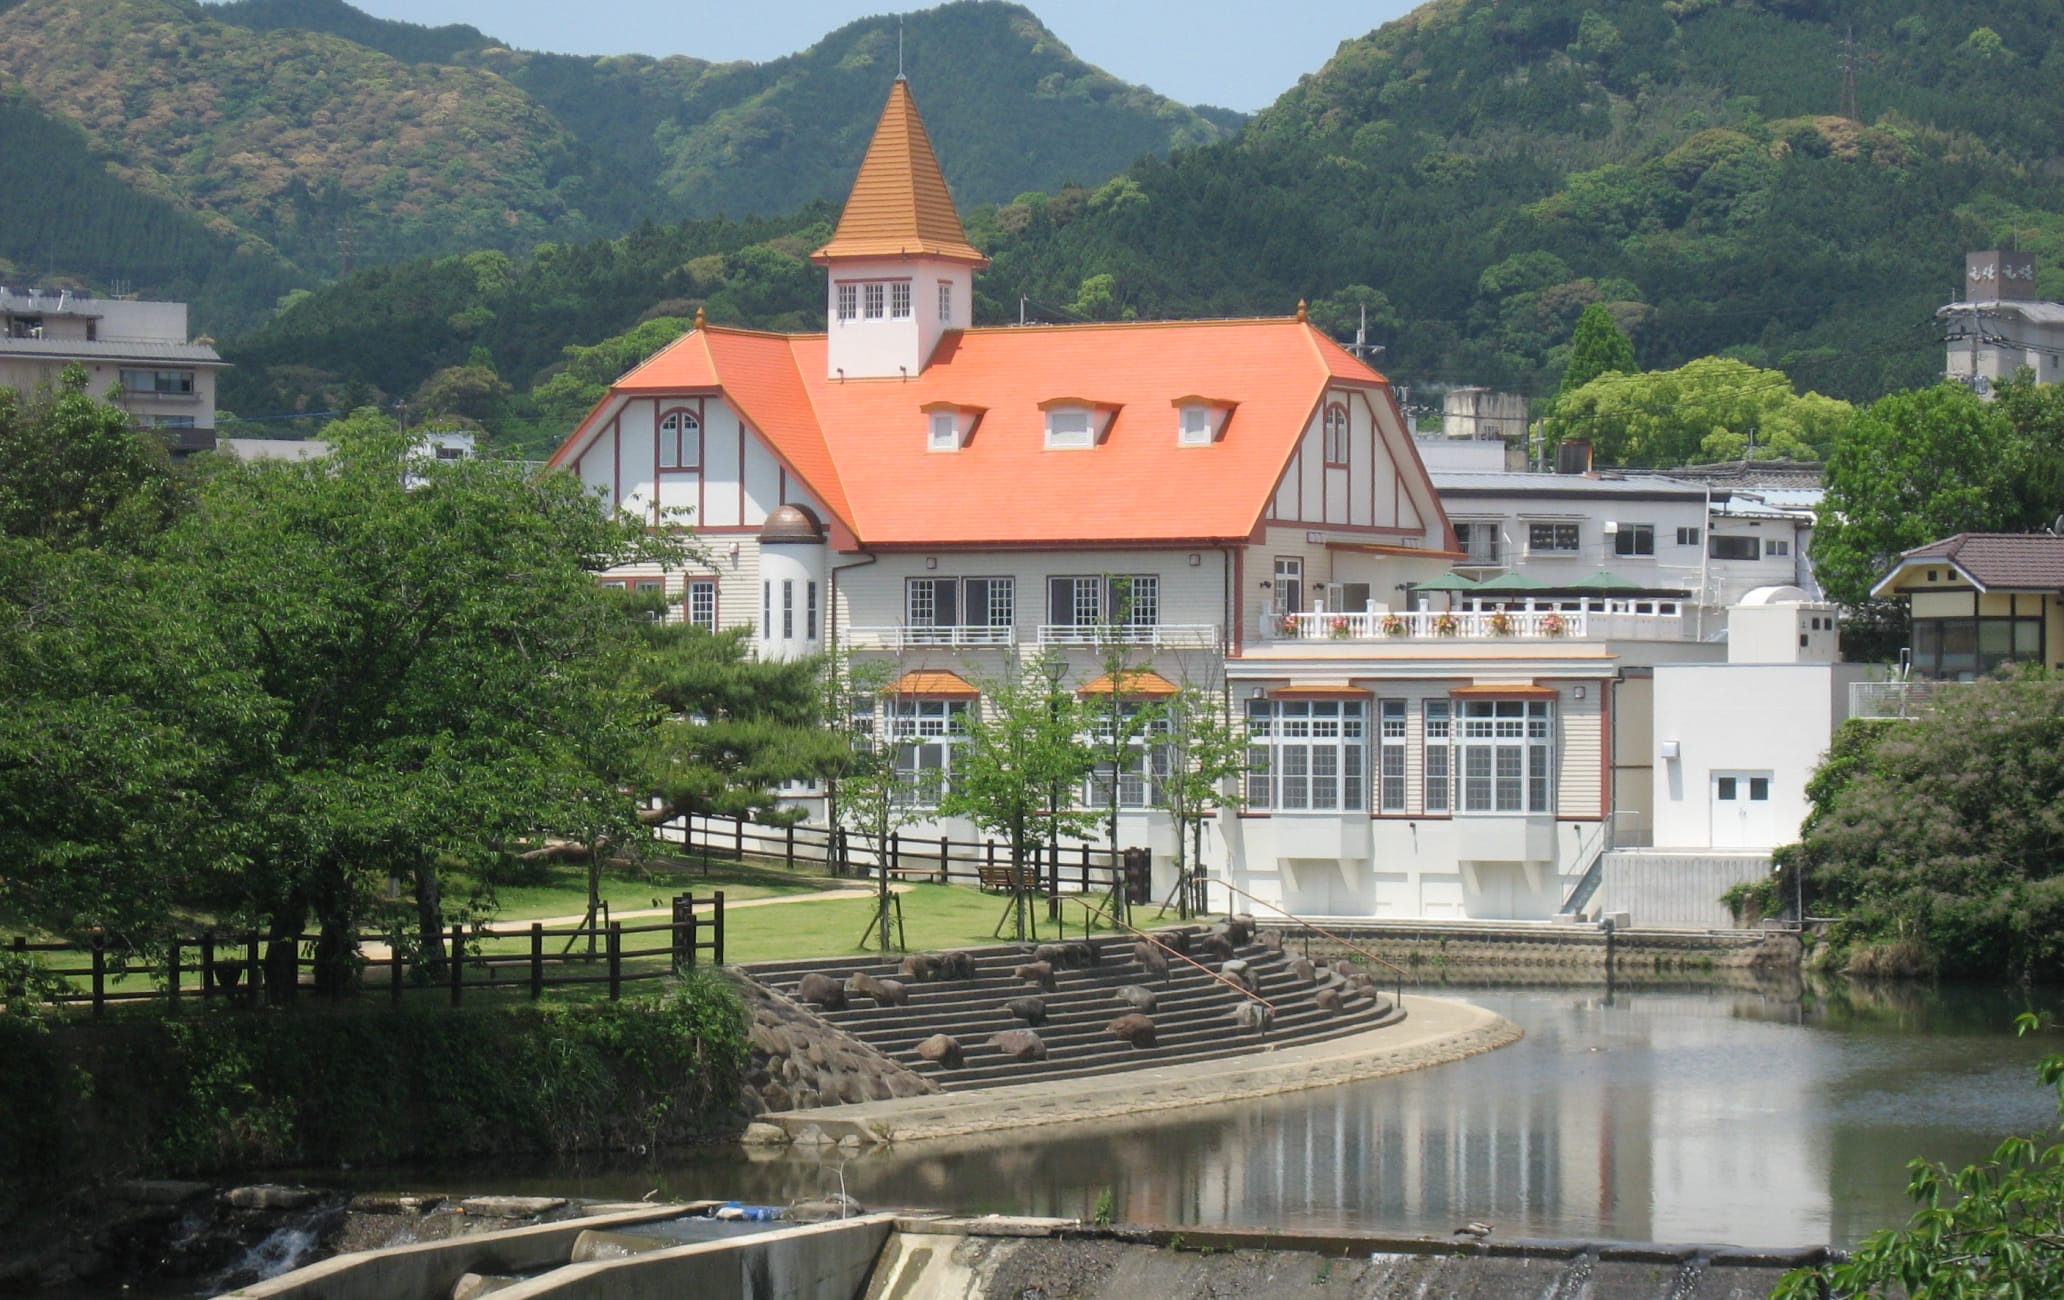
[{"left": 812, "top": 81, "right": 989, "bottom": 382}]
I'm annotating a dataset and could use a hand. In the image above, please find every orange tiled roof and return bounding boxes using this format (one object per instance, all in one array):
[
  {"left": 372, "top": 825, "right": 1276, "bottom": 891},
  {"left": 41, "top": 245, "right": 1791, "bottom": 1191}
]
[
  {"left": 813, "top": 81, "right": 987, "bottom": 268},
  {"left": 1077, "top": 670, "right": 1181, "bottom": 698},
  {"left": 890, "top": 669, "right": 980, "bottom": 698},
  {"left": 558, "top": 315, "right": 1420, "bottom": 549}
]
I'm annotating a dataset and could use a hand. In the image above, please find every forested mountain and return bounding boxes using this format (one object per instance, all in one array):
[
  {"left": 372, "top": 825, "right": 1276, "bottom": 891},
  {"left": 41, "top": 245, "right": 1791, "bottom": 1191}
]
[
  {"left": 0, "top": 0, "right": 1236, "bottom": 331},
  {"left": 222, "top": 0, "right": 2064, "bottom": 447}
]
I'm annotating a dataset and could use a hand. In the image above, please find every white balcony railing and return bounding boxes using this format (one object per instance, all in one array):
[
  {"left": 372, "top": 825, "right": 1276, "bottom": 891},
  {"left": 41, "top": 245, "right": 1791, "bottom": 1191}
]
[
  {"left": 1037, "top": 623, "right": 1219, "bottom": 649},
  {"left": 845, "top": 624, "right": 1016, "bottom": 652},
  {"left": 1262, "top": 607, "right": 1693, "bottom": 643},
  {"left": 1849, "top": 679, "right": 1968, "bottom": 720}
]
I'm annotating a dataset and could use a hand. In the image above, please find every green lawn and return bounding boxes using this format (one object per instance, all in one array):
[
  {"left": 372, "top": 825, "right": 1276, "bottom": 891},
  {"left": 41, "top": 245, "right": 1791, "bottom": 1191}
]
[
  {"left": 465, "top": 854, "right": 836, "bottom": 923},
  {"left": 716, "top": 882, "right": 1128, "bottom": 964}
]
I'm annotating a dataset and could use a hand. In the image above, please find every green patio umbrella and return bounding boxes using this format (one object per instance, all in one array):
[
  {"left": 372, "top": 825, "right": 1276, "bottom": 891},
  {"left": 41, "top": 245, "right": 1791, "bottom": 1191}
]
[
  {"left": 1569, "top": 570, "right": 1645, "bottom": 592},
  {"left": 1410, "top": 572, "right": 1480, "bottom": 592},
  {"left": 1471, "top": 571, "right": 1548, "bottom": 592}
]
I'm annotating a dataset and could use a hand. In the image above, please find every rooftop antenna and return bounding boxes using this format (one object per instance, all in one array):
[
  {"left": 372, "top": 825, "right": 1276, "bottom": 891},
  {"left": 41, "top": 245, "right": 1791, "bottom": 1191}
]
[{"left": 897, "top": 15, "right": 906, "bottom": 81}]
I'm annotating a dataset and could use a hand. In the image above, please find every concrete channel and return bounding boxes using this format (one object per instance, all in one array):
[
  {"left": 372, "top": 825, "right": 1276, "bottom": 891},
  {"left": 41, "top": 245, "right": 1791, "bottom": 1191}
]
[{"left": 233, "top": 1209, "right": 1834, "bottom": 1299}]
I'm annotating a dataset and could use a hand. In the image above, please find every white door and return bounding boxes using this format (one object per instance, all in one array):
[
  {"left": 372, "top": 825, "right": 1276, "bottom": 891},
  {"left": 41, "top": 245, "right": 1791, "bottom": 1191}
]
[{"left": 1711, "top": 771, "right": 1776, "bottom": 848}]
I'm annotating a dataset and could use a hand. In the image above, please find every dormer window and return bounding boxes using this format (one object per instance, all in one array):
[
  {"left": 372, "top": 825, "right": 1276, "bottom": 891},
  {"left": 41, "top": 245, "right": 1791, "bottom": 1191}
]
[
  {"left": 1170, "top": 395, "right": 1235, "bottom": 446},
  {"left": 659, "top": 409, "right": 701, "bottom": 470},
  {"left": 923, "top": 402, "right": 982, "bottom": 452},
  {"left": 1046, "top": 407, "right": 1094, "bottom": 449}
]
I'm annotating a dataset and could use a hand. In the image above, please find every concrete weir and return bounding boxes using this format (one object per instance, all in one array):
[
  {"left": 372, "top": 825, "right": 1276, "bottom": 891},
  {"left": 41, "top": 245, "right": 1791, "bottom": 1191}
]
[{"left": 238, "top": 1211, "right": 1834, "bottom": 1299}]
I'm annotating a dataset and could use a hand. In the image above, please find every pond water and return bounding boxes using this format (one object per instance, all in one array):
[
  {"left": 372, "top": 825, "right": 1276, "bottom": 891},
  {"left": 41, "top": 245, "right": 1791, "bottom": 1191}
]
[{"left": 415, "top": 977, "right": 2060, "bottom": 1250}]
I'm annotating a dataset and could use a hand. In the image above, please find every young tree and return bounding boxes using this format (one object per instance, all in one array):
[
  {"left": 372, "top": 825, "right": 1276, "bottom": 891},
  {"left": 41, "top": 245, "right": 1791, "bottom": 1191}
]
[
  {"left": 941, "top": 653, "right": 1096, "bottom": 942},
  {"left": 1557, "top": 302, "right": 1635, "bottom": 397},
  {"left": 1086, "top": 578, "right": 1167, "bottom": 923},
  {"left": 826, "top": 655, "right": 917, "bottom": 953},
  {"left": 1156, "top": 679, "right": 1251, "bottom": 917}
]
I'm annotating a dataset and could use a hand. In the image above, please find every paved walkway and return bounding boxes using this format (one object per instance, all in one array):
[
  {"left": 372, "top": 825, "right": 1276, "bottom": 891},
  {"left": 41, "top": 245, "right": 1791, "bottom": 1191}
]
[{"left": 763, "top": 994, "right": 1521, "bottom": 1144}]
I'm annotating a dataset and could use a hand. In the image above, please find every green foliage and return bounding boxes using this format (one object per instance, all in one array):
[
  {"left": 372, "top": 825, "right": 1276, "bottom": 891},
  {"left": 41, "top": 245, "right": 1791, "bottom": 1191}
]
[
  {"left": 1811, "top": 380, "right": 2064, "bottom": 609},
  {"left": 1545, "top": 355, "right": 1851, "bottom": 466},
  {"left": 0, "top": 363, "right": 180, "bottom": 550},
  {"left": 0, "top": 977, "right": 748, "bottom": 1193},
  {"left": 1780, "top": 669, "right": 2064, "bottom": 981},
  {"left": 1558, "top": 303, "right": 1637, "bottom": 396},
  {"left": 1092, "top": 1186, "right": 1116, "bottom": 1227},
  {"left": 1774, "top": 1013, "right": 2064, "bottom": 1298}
]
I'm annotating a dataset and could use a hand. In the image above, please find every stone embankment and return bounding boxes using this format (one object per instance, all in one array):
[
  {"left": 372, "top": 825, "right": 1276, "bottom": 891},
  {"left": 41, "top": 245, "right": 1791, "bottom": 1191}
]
[
  {"left": 1294, "top": 920, "right": 1799, "bottom": 978},
  {"left": 732, "top": 977, "right": 940, "bottom": 1117}
]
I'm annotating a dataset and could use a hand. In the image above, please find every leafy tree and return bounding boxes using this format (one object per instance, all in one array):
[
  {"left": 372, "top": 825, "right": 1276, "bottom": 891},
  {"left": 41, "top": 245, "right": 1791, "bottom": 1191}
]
[
  {"left": 1544, "top": 356, "right": 1852, "bottom": 467},
  {"left": 826, "top": 656, "right": 915, "bottom": 953},
  {"left": 1557, "top": 303, "right": 1636, "bottom": 398},
  {"left": 0, "top": 363, "right": 179, "bottom": 550},
  {"left": 1811, "top": 383, "right": 2018, "bottom": 610},
  {"left": 1774, "top": 1013, "right": 2064, "bottom": 1298},
  {"left": 157, "top": 409, "right": 679, "bottom": 991},
  {"left": 940, "top": 653, "right": 1096, "bottom": 942},
  {"left": 1778, "top": 667, "right": 2064, "bottom": 981},
  {"left": 411, "top": 363, "right": 511, "bottom": 425}
]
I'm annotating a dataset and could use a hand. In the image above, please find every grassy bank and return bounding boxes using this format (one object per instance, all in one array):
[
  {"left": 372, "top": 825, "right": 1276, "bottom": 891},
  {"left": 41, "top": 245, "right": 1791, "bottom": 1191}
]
[{"left": 0, "top": 973, "right": 747, "bottom": 1216}]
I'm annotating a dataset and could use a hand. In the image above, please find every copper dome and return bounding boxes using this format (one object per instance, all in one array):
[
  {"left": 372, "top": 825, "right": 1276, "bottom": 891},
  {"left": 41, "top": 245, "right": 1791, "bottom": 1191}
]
[{"left": 758, "top": 503, "right": 825, "bottom": 544}]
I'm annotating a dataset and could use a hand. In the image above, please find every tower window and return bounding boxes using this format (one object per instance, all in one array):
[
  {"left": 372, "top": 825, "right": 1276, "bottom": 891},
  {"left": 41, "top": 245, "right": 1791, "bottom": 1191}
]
[
  {"left": 864, "top": 283, "right": 885, "bottom": 320},
  {"left": 890, "top": 282, "right": 912, "bottom": 319},
  {"left": 938, "top": 281, "right": 952, "bottom": 323},
  {"left": 836, "top": 283, "right": 858, "bottom": 321}
]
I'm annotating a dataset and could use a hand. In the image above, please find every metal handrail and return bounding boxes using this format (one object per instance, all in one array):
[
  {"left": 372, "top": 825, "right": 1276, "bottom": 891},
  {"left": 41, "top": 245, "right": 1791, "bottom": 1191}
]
[
  {"left": 1064, "top": 897, "right": 1274, "bottom": 1012},
  {"left": 1209, "top": 877, "right": 1407, "bottom": 1006}
]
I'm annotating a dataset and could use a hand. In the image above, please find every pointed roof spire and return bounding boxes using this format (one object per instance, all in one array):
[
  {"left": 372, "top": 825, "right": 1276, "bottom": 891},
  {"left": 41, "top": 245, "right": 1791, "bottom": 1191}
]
[{"left": 812, "top": 81, "right": 988, "bottom": 268}]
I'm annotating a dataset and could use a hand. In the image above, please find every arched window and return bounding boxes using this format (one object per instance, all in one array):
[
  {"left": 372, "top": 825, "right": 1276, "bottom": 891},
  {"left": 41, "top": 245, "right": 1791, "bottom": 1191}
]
[
  {"left": 659, "top": 409, "right": 701, "bottom": 470},
  {"left": 1323, "top": 404, "right": 1350, "bottom": 467}
]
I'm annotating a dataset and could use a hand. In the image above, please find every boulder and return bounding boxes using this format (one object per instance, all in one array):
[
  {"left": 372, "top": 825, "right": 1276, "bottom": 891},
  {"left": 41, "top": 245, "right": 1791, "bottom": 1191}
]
[
  {"left": 1036, "top": 940, "right": 1096, "bottom": 969},
  {"left": 1005, "top": 995, "right": 1048, "bottom": 1025},
  {"left": 1287, "top": 957, "right": 1317, "bottom": 984},
  {"left": 1107, "top": 1013, "right": 1158, "bottom": 1047},
  {"left": 1258, "top": 929, "right": 1284, "bottom": 954},
  {"left": 1224, "top": 915, "right": 1256, "bottom": 946},
  {"left": 1229, "top": 1000, "right": 1275, "bottom": 1033},
  {"left": 916, "top": 1034, "right": 963, "bottom": 1068},
  {"left": 935, "top": 950, "right": 977, "bottom": 982},
  {"left": 1198, "top": 932, "right": 1235, "bottom": 963},
  {"left": 1315, "top": 986, "right": 1345, "bottom": 1013},
  {"left": 990, "top": 1029, "right": 1047, "bottom": 1062},
  {"left": 1013, "top": 960, "right": 1056, "bottom": 992},
  {"left": 741, "top": 1123, "right": 791, "bottom": 1146},
  {"left": 846, "top": 973, "right": 909, "bottom": 1006},
  {"left": 1221, "top": 958, "right": 1259, "bottom": 994},
  {"left": 899, "top": 953, "right": 938, "bottom": 982},
  {"left": 224, "top": 1185, "right": 323, "bottom": 1212},
  {"left": 1161, "top": 928, "right": 1196, "bottom": 955},
  {"left": 796, "top": 973, "right": 845, "bottom": 1010},
  {"left": 1131, "top": 942, "right": 1170, "bottom": 982},
  {"left": 1113, "top": 984, "right": 1157, "bottom": 1014}
]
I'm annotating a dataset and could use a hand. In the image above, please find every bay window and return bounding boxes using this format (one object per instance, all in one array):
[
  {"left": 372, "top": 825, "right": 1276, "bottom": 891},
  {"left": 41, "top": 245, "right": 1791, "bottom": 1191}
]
[
  {"left": 1458, "top": 699, "right": 1553, "bottom": 814},
  {"left": 1244, "top": 698, "right": 1366, "bottom": 813}
]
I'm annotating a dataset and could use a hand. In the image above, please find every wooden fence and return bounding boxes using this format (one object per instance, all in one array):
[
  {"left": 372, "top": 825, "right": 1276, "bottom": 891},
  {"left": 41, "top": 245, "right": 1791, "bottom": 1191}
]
[
  {"left": 4, "top": 892, "right": 725, "bottom": 1017},
  {"left": 674, "top": 811, "right": 1132, "bottom": 898}
]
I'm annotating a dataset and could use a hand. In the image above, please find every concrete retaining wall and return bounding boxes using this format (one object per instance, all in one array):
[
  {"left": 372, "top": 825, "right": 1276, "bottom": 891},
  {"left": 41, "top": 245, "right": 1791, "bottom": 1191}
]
[
  {"left": 491, "top": 1214, "right": 896, "bottom": 1300},
  {"left": 1596, "top": 850, "right": 1772, "bottom": 929},
  {"left": 1288, "top": 921, "right": 1795, "bottom": 976}
]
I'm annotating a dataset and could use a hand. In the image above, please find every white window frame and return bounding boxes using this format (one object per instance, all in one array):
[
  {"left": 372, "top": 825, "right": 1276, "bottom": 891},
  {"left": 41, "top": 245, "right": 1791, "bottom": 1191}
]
[
  {"left": 890, "top": 281, "right": 912, "bottom": 319},
  {"left": 1766, "top": 538, "right": 1791, "bottom": 558},
  {"left": 1458, "top": 699, "right": 1553, "bottom": 815},
  {"left": 929, "top": 411, "right": 960, "bottom": 451},
  {"left": 937, "top": 280, "right": 952, "bottom": 323},
  {"left": 836, "top": 283, "right": 858, "bottom": 321},
  {"left": 888, "top": 698, "right": 970, "bottom": 808},
  {"left": 1528, "top": 522, "right": 1580, "bottom": 554},
  {"left": 1045, "top": 407, "right": 1095, "bottom": 449},
  {"left": 1083, "top": 701, "right": 1170, "bottom": 810},
  {"left": 863, "top": 283, "right": 885, "bottom": 320},
  {"left": 1423, "top": 700, "right": 1452, "bottom": 813},
  {"left": 1244, "top": 698, "right": 1366, "bottom": 814},
  {"left": 1613, "top": 523, "right": 1655, "bottom": 557},
  {"left": 659, "top": 409, "right": 701, "bottom": 470},
  {"left": 1378, "top": 699, "right": 1408, "bottom": 813},
  {"left": 1323, "top": 403, "right": 1350, "bottom": 467},
  {"left": 687, "top": 578, "right": 717, "bottom": 631},
  {"left": 1179, "top": 405, "right": 1212, "bottom": 446},
  {"left": 908, "top": 576, "right": 1015, "bottom": 629}
]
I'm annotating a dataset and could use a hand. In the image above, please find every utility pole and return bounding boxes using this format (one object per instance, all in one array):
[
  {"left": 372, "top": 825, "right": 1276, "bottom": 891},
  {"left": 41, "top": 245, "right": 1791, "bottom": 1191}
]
[{"left": 1838, "top": 27, "right": 1859, "bottom": 122}]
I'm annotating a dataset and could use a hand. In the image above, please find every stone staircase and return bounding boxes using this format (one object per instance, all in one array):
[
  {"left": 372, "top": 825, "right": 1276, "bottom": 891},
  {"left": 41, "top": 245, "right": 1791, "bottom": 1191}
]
[{"left": 740, "top": 927, "right": 1404, "bottom": 1092}]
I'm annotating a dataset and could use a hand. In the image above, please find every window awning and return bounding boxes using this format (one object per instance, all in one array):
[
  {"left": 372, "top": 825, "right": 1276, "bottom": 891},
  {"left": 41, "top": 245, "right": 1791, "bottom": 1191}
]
[
  {"left": 1078, "top": 669, "right": 1180, "bottom": 698},
  {"left": 1450, "top": 682, "right": 1559, "bottom": 699},
  {"left": 1270, "top": 684, "right": 1370, "bottom": 699},
  {"left": 889, "top": 669, "right": 980, "bottom": 699}
]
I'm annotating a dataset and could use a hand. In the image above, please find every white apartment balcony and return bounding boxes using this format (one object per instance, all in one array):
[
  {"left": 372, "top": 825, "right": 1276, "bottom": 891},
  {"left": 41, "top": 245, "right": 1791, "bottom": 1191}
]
[
  {"left": 1263, "top": 607, "right": 1690, "bottom": 643},
  {"left": 845, "top": 624, "right": 1016, "bottom": 651},
  {"left": 1038, "top": 623, "right": 1219, "bottom": 649}
]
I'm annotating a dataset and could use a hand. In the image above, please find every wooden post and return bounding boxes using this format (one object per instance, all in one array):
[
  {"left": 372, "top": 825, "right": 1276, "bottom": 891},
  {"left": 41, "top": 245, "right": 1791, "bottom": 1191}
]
[
  {"left": 890, "top": 831, "right": 901, "bottom": 876},
  {"left": 939, "top": 836, "right": 949, "bottom": 881},
  {"left": 712, "top": 891, "right": 725, "bottom": 966},
  {"left": 449, "top": 923, "right": 464, "bottom": 1007},
  {"left": 90, "top": 930, "right": 105, "bottom": 1018},
  {"left": 734, "top": 816, "right": 744, "bottom": 861},
  {"left": 684, "top": 813, "right": 694, "bottom": 855},
  {"left": 245, "top": 933, "right": 261, "bottom": 1008},
  {"left": 390, "top": 937, "right": 403, "bottom": 1009},
  {"left": 671, "top": 895, "right": 691, "bottom": 974},
  {"left": 200, "top": 932, "right": 215, "bottom": 1006},
  {"left": 607, "top": 922, "right": 623, "bottom": 1000},
  {"left": 1081, "top": 844, "right": 1092, "bottom": 894},
  {"left": 167, "top": 937, "right": 181, "bottom": 1015},
  {"left": 530, "top": 923, "right": 545, "bottom": 1000},
  {"left": 785, "top": 823, "right": 795, "bottom": 870}
]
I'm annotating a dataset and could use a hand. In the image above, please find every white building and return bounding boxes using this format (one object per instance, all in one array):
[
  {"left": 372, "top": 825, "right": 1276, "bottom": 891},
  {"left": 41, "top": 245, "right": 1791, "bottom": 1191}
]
[
  {"left": 0, "top": 287, "right": 224, "bottom": 457},
  {"left": 1940, "top": 249, "right": 2064, "bottom": 394}
]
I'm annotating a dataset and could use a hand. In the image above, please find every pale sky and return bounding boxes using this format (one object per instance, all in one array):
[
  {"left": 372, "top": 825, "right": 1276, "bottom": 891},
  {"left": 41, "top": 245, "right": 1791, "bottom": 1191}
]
[{"left": 204, "top": 1, "right": 1425, "bottom": 112}]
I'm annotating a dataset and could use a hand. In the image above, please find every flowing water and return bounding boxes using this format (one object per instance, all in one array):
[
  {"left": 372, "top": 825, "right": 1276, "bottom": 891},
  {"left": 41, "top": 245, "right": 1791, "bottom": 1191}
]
[{"left": 400, "top": 977, "right": 2059, "bottom": 1250}]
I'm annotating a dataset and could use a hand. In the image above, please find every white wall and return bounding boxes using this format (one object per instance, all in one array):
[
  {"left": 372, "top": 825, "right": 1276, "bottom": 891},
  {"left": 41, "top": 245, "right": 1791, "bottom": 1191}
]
[
  {"left": 1650, "top": 663, "right": 1869, "bottom": 850},
  {"left": 823, "top": 255, "right": 973, "bottom": 381},
  {"left": 573, "top": 394, "right": 826, "bottom": 533}
]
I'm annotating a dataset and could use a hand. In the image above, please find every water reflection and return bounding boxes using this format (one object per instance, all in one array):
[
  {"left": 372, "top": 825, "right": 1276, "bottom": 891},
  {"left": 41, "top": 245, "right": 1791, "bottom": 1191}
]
[{"left": 370, "top": 979, "right": 2061, "bottom": 1249}]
